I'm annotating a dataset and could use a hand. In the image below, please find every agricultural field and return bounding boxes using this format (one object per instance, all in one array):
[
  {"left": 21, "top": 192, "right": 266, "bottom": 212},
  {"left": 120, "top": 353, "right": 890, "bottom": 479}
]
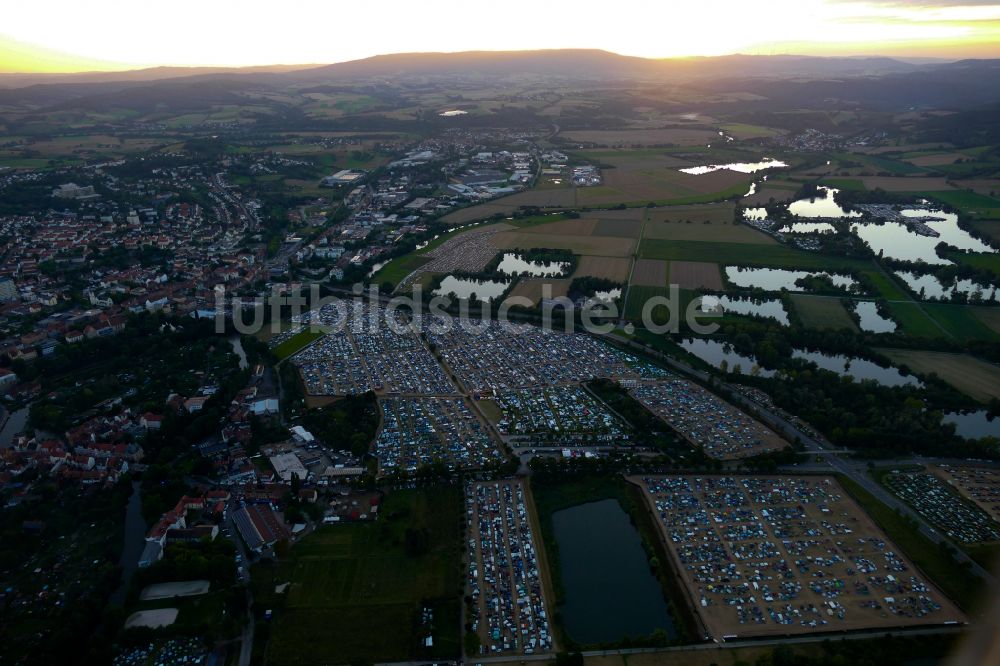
[
  {"left": 508, "top": 278, "right": 570, "bottom": 305},
  {"left": 645, "top": 202, "right": 736, "bottom": 224},
  {"left": 920, "top": 303, "right": 1000, "bottom": 343},
  {"left": 252, "top": 487, "right": 464, "bottom": 665},
  {"left": 572, "top": 256, "right": 632, "bottom": 282},
  {"left": 876, "top": 349, "right": 1000, "bottom": 402},
  {"left": 789, "top": 294, "right": 859, "bottom": 331},
  {"left": 560, "top": 128, "right": 720, "bottom": 146},
  {"left": 592, "top": 218, "right": 643, "bottom": 238},
  {"left": 634, "top": 475, "right": 965, "bottom": 641},
  {"left": 493, "top": 230, "right": 635, "bottom": 258},
  {"left": 642, "top": 220, "right": 774, "bottom": 245},
  {"left": 570, "top": 149, "right": 753, "bottom": 206},
  {"left": 638, "top": 239, "right": 872, "bottom": 271},
  {"left": 858, "top": 177, "right": 956, "bottom": 192},
  {"left": 884, "top": 302, "right": 944, "bottom": 338},
  {"left": 969, "top": 219, "right": 1000, "bottom": 243},
  {"left": 630, "top": 259, "right": 668, "bottom": 287},
  {"left": 669, "top": 261, "right": 723, "bottom": 290}
]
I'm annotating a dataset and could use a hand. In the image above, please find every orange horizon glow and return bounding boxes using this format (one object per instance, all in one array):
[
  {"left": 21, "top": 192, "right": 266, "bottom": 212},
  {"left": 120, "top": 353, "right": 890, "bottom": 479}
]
[{"left": 2, "top": 0, "right": 1000, "bottom": 74}]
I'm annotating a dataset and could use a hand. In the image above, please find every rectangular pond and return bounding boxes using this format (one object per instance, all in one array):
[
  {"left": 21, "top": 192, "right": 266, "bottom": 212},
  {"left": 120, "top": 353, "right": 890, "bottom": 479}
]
[{"left": 551, "top": 498, "right": 674, "bottom": 645}]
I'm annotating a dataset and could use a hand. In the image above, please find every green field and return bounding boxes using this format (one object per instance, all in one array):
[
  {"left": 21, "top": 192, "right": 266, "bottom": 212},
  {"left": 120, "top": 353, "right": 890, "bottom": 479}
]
[
  {"left": 922, "top": 303, "right": 1000, "bottom": 342},
  {"left": 945, "top": 249, "right": 1000, "bottom": 275},
  {"left": 822, "top": 177, "right": 866, "bottom": 191},
  {"left": 373, "top": 255, "right": 433, "bottom": 288},
  {"left": 252, "top": 487, "right": 463, "bottom": 665},
  {"left": 832, "top": 152, "right": 925, "bottom": 175},
  {"left": 921, "top": 190, "right": 1000, "bottom": 217},
  {"left": 272, "top": 328, "right": 325, "bottom": 360},
  {"left": 863, "top": 269, "right": 910, "bottom": 300},
  {"left": 878, "top": 348, "right": 1000, "bottom": 401},
  {"left": 884, "top": 302, "right": 946, "bottom": 338},
  {"left": 638, "top": 239, "right": 872, "bottom": 271},
  {"left": 837, "top": 475, "right": 983, "bottom": 612},
  {"left": 789, "top": 295, "right": 858, "bottom": 331}
]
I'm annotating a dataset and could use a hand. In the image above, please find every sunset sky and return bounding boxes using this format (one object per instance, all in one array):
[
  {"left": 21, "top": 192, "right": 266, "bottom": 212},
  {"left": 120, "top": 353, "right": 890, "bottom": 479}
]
[{"left": 2, "top": 0, "right": 999, "bottom": 72}]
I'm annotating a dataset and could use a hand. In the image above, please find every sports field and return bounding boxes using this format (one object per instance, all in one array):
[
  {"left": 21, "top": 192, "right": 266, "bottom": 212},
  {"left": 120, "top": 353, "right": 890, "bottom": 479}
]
[
  {"left": 790, "top": 295, "right": 859, "bottom": 331},
  {"left": 255, "top": 487, "right": 463, "bottom": 665},
  {"left": 877, "top": 349, "right": 1000, "bottom": 402}
]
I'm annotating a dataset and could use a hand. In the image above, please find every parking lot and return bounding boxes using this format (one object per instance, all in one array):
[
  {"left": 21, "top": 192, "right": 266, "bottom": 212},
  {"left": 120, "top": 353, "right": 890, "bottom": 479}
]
[
  {"left": 466, "top": 480, "right": 553, "bottom": 656},
  {"left": 375, "top": 397, "right": 505, "bottom": 473},
  {"left": 629, "top": 380, "right": 787, "bottom": 460},
  {"left": 633, "top": 475, "right": 964, "bottom": 640},
  {"left": 490, "top": 386, "right": 628, "bottom": 445},
  {"left": 934, "top": 465, "right": 1000, "bottom": 523},
  {"left": 426, "top": 320, "right": 669, "bottom": 393},
  {"left": 292, "top": 320, "right": 456, "bottom": 397},
  {"left": 884, "top": 469, "right": 1000, "bottom": 544}
]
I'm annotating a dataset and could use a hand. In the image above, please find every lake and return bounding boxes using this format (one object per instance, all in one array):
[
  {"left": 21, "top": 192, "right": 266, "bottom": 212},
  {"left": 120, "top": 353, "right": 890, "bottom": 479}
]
[
  {"left": 791, "top": 350, "right": 921, "bottom": 387},
  {"left": 853, "top": 208, "right": 994, "bottom": 265},
  {"left": 433, "top": 275, "right": 510, "bottom": 301},
  {"left": 725, "top": 266, "right": 857, "bottom": 292},
  {"left": 852, "top": 301, "right": 897, "bottom": 334},
  {"left": 552, "top": 499, "right": 674, "bottom": 644},
  {"left": 788, "top": 187, "right": 860, "bottom": 218},
  {"left": 944, "top": 410, "right": 1000, "bottom": 440},
  {"left": 699, "top": 294, "right": 789, "bottom": 326},
  {"left": 497, "top": 253, "right": 570, "bottom": 277},
  {"left": 680, "top": 157, "right": 786, "bottom": 175},
  {"left": 894, "top": 271, "right": 997, "bottom": 303},
  {"left": 679, "top": 338, "right": 776, "bottom": 377}
]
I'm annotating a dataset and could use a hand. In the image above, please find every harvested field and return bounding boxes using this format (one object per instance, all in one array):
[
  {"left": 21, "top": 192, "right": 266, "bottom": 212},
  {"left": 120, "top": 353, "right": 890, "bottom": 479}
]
[
  {"left": 140, "top": 580, "right": 210, "bottom": 601},
  {"left": 905, "top": 153, "right": 969, "bottom": 167},
  {"left": 441, "top": 203, "right": 519, "bottom": 225},
  {"left": 561, "top": 128, "right": 719, "bottom": 146},
  {"left": 860, "top": 177, "right": 956, "bottom": 192},
  {"left": 572, "top": 150, "right": 752, "bottom": 205},
  {"left": 877, "top": 349, "right": 1000, "bottom": 402},
  {"left": 669, "top": 261, "right": 723, "bottom": 290},
  {"left": 742, "top": 187, "right": 796, "bottom": 205},
  {"left": 508, "top": 278, "right": 570, "bottom": 305},
  {"left": 953, "top": 179, "right": 1000, "bottom": 197},
  {"left": 573, "top": 256, "right": 632, "bottom": 282},
  {"left": 493, "top": 231, "right": 635, "bottom": 257},
  {"left": 973, "top": 306, "right": 1000, "bottom": 334},
  {"left": 125, "top": 609, "right": 179, "bottom": 629},
  {"left": 630, "top": 259, "right": 668, "bottom": 287},
  {"left": 497, "top": 188, "right": 577, "bottom": 208},
  {"left": 632, "top": 475, "right": 965, "bottom": 641},
  {"left": 646, "top": 203, "right": 736, "bottom": 224},
  {"left": 581, "top": 208, "right": 645, "bottom": 221},
  {"left": 520, "top": 218, "right": 596, "bottom": 236},
  {"left": 643, "top": 220, "right": 775, "bottom": 245},
  {"left": 790, "top": 294, "right": 859, "bottom": 331},
  {"left": 592, "top": 218, "right": 643, "bottom": 238}
]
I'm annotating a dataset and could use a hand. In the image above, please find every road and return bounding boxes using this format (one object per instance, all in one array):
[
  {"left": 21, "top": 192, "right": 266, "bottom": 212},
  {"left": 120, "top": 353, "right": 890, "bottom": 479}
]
[{"left": 375, "top": 625, "right": 964, "bottom": 666}]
